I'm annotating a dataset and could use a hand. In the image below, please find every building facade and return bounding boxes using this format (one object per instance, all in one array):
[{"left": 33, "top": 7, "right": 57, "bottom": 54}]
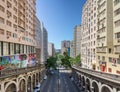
[
  {"left": 81, "top": 0, "right": 97, "bottom": 69},
  {"left": 96, "top": 0, "right": 114, "bottom": 72},
  {"left": 48, "top": 42, "right": 55, "bottom": 57},
  {"left": 61, "top": 40, "right": 70, "bottom": 54},
  {"left": 70, "top": 41, "right": 75, "bottom": 58},
  {"left": 74, "top": 25, "right": 82, "bottom": 57},
  {"left": 0, "top": 0, "right": 37, "bottom": 69},
  {"left": 41, "top": 23, "right": 48, "bottom": 64}
]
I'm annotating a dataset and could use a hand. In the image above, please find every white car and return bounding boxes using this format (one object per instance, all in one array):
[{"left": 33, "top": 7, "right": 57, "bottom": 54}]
[
  {"left": 33, "top": 83, "right": 41, "bottom": 92},
  {"left": 44, "top": 75, "right": 47, "bottom": 80}
]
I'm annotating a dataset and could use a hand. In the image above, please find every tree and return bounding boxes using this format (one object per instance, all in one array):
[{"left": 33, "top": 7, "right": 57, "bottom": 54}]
[{"left": 45, "top": 56, "right": 57, "bottom": 69}]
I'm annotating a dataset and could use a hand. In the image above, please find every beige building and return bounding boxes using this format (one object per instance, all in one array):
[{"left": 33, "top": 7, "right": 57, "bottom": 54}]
[
  {"left": 74, "top": 25, "right": 81, "bottom": 57},
  {"left": 0, "top": 0, "right": 37, "bottom": 68},
  {"left": 96, "top": 0, "right": 114, "bottom": 73},
  {"left": 113, "top": 0, "right": 120, "bottom": 74},
  {"left": 81, "top": 0, "right": 97, "bottom": 69}
]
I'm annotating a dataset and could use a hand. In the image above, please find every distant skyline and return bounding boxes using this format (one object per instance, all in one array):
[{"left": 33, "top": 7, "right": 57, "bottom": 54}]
[{"left": 36, "top": 0, "right": 86, "bottom": 49}]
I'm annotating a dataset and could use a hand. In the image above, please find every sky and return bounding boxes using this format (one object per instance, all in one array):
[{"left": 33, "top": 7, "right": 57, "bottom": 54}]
[{"left": 36, "top": 0, "right": 86, "bottom": 49}]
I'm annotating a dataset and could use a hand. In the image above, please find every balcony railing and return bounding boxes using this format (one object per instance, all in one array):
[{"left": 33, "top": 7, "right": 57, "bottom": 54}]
[
  {"left": 0, "top": 65, "right": 42, "bottom": 79},
  {"left": 72, "top": 66, "right": 120, "bottom": 84}
]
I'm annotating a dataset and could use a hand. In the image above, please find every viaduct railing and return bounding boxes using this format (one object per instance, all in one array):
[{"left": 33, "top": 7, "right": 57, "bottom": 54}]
[
  {"left": 72, "top": 67, "right": 120, "bottom": 87},
  {"left": 0, "top": 64, "right": 44, "bottom": 79}
]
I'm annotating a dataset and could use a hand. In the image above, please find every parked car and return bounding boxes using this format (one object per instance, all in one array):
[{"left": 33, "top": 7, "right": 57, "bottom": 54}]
[
  {"left": 44, "top": 75, "right": 47, "bottom": 80},
  {"left": 33, "top": 83, "right": 41, "bottom": 92}
]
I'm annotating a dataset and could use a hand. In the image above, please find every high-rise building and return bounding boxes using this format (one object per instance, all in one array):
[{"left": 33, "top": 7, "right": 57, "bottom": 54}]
[
  {"left": 81, "top": 0, "right": 97, "bottom": 69},
  {"left": 96, "top": 0, "right": 114, "bottom": 72},
  {"left": 48, "top": 42, "right": 55, "bottom": 57},
  {"left": 41, "top": 23, "right": 48, "bottom": 64},
  {"left": 36, "top": 17, "right": 42, "bottom": 64},
  {"left": 112, "top": 0, "right": 120, "bottom": 74},
  {"left": 61, "top": 40, "right": 70, "bottom": 54},
  {"left": 70, "top": 41, "right": 75, "bottom": 58},
  {"left": 0, "top": 0, "right": 37, "bottom": 68},
  {"left": 74, "top": 25, "right": 82, "bottom": 57}
]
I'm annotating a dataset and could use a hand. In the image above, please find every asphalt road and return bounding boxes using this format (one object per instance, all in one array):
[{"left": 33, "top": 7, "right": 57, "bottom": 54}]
[{"left": 40, "top": 69, "right": 80, "bottom": 92}]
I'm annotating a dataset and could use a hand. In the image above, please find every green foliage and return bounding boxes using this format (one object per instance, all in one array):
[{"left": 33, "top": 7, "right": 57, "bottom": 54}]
[
  {"left": 60, "top": 52, "right": 71, "bottom": 68},
  {"left": 45, "top": 56, "right": 57, "bottom": 69},
  {"left": 69, "top": 54, "right": 81, "bottom": 66}
]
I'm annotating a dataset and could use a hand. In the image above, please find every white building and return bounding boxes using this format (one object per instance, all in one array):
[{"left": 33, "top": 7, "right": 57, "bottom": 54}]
[
  {"left": 41, "top": 23, "right": 48, "bottom": 64},
  {"left": 81, "top": 0, "right": 97, "bottom": 69},
  {"left": 48, "top": 42, "right": 55, "bottom": 57}
]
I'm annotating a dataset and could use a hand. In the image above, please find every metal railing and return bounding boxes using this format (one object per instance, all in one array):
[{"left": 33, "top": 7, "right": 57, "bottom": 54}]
[
  {"left": 0, "top": 64, "right": 42, "bottom": 79},
  {"left": 72, "top": 66, "right": 120, "bottom": 84}
]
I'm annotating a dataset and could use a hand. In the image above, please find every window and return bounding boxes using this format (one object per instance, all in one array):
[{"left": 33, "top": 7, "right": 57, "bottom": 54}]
[
  {"left": 6, "top": 20, "right": 12, "bottom": 26},
  {"left": 117, "top": 58, "right": 120, "bottom": 64},
  {"left": 114, "top": 8, "right": 120, "bottom": 16},
  {"left": 114, "top": 0, "right": 120, "bottom": 6},
  {"left": 115, "top": 19, "right": 120, "bottom": 27},
  {"left": 7, "top": 10, "right": 12, "bottom": 18},
  {"left": 10, "top": 43, "right": 14, "bottom": 55},
  {"left": 0, "top": 29, "right": 4, "bottom": 35},
  {"left": 0, "top": 42, "right": 1, "bottom": 56},
  {"left": 0, "top": 5, "right": 5, "bottom": 12},
  {"left": 7, "top": 1, "right": 12, "bottom": 8},
  {"left": 109, "top": 48, "right": 111, "bottom": 53},
  {"left": 0, "top": 17, "right": 4, "bottom": 24},
  {"left": 109, "top": 57, "right": 112, "bottom": 63},
  {"left": 102, "top": 56, "right": 105, "bottom": 61},
  {"left": 3, "top": 42, "right": 9, "bottom": 55},
  {"left": 13, "top": 15, "right": 17, "bottom": 23}
]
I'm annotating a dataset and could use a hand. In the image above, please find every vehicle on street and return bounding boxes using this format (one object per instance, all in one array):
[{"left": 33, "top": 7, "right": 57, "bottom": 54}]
[{"left": 44, "top": 75, "right": 47, "bottom": 80}]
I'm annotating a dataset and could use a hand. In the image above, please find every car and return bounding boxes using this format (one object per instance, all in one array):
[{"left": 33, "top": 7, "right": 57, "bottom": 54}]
[
  {"left": 33, "top": 83, "right": 41, "bottom": 92},
  {"left": 44, "top": 75, "right": 47, "bottom": 80}
]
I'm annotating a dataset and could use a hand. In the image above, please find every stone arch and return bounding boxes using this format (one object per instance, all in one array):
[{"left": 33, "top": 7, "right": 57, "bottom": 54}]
[
  {"left": 92, "top": 80, "right": 99, "bottom": 92},
  {"left": 5, "top": 81, "right": 17, "bottom": 92},
  {"left": 19, "top": 78, "right": 26, "bottom": 92},
  {"left": 101, "top": 84, "right": 113, "bottom": 92},
  {"left": 86, "top": 78, "right": 91, "bottom": 92},
  {"left": 27, "top": 76, "right": 32, "bottom": 92}
]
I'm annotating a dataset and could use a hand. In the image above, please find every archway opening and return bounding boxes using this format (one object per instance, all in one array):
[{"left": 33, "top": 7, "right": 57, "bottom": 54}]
[
  {"left": 101, "top": 86, "right": 111, "bottom": 92},
  {"left": 27, "top": 76, "right": 31, "bottom": 92},
  {"left": 33, "top": 74, "right": 36, "bottom": 88},
  {"left": 36, "top": 73, "right": 39, "bottom": 84},
  {"left": 92, "top": 81, "right": 99, "bottom": 92},
  {"left": 19, "top": 79, "right": 26, "bottom": 92},
  {"left": 81, "top": 76, "right": 85, "bottom": 91},
  {"left": 5, "top": 83, "right": 16, "bottom": 92},
  {"left": 86, "top": 78, "right": 91, "bottom": 92}
]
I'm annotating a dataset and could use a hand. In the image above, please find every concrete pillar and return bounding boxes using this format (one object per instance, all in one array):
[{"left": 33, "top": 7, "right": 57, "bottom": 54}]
[
  {"left": 1, "top": 82, "right": 5, "bottom": 92},
  {"left": 16, "top": 78, "right": 19, "bottom": 92},
  {"left": 25, "top": 77, "right": 27, "bottom": 92},
  {"left": 113, "top": 88, "right": 117, "bottom": 92}
]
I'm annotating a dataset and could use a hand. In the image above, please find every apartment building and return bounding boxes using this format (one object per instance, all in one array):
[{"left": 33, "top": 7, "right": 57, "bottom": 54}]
[
  {"left": 96, "top": 0, "right": 114, "bottom": 72},
  {"left": 70, "top": 41, "right": 75, "bottom": 58},
  {"left": 0, "top": 0, "right": 37, "bottom": 68},
  {"left": 111, "top": 0, "right": 120, "bottom": 74},
  {"left": 81, "top": 0, "right": 97, "bottom": 69},
  {"left": 48, "top": 42, "right": 55, "bottom": 57},
  {"left": 41, "top": 23, "right": 48, "bottom": 64},
  {"left": 61, "top": 40, "right": 70, "bottom": 54},
  {"left": 74, "top": 25, "right": 82, "bottom": 57}
]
